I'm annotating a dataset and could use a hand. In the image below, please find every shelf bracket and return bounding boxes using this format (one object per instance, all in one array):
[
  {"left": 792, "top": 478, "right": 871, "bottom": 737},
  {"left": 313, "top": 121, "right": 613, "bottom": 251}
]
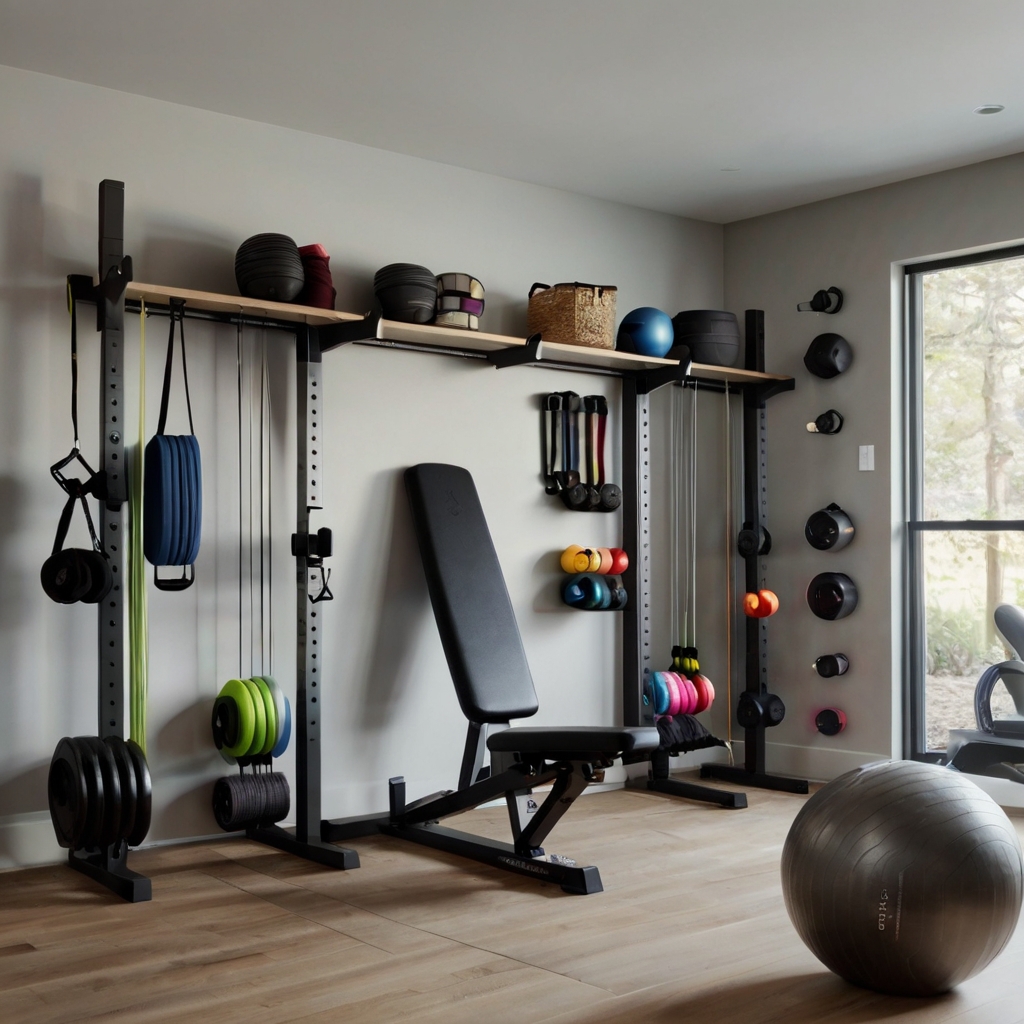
[
  {"left": 635, "top": 348, "right": 692, "bottom": 394},
  {"left": 745, "top": 377, "right": 795, "bottom": 405},
  {"left": 318, "top": 310, "right": 381, "bottom": 351},
  {"left": 488, "top": 333, "right": 543, "bottom": 369}
]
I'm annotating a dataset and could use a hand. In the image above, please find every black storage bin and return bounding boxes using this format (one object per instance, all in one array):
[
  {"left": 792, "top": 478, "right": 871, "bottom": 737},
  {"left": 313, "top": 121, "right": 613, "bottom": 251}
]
[{"left": 669, "top": 310, "right": 740, "bottom": 366}]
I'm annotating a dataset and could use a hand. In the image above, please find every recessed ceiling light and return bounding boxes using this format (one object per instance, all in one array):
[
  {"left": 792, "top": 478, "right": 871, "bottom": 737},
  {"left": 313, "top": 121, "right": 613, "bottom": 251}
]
[{"left": 974, "top": 104, "right": 1005, "bottom": 115}]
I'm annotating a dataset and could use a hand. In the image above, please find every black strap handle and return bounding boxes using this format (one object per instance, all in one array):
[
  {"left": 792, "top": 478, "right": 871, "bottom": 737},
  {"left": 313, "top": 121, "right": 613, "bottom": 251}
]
[
  {"left": 154, "top": 563, "right": 195, "bottom": 592},
  {"left": 156, "top": 299, "right": 195, "bottom": 437}
]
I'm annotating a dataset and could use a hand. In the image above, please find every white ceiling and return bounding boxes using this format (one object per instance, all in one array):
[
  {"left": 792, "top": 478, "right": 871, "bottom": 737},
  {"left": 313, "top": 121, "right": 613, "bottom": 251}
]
[{"left": 3, "top": 0, "right": 1024, "bottom": 222}]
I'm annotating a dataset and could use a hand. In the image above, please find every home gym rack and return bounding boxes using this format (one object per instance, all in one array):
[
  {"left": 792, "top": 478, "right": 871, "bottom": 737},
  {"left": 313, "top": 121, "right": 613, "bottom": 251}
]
[{"left": 62, "top": 180, "right": 800, "bottom": 902}]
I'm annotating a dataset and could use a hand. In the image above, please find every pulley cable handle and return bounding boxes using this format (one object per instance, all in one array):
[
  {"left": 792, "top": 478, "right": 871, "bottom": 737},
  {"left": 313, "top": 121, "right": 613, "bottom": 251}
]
[{"left": 156, "top": 299, "right": 195, "bottom": 437}]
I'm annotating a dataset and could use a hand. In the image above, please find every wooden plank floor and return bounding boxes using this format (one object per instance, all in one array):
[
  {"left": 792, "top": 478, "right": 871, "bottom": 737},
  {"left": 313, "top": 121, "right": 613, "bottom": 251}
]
[{"left": 2, "top": 779, "right": 1023, "bottom": 1024}]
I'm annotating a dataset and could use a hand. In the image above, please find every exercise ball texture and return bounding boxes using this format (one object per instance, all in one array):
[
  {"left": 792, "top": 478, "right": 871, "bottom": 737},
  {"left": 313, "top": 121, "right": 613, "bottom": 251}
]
[{"left": 782, "top": 760, "right": 1023, "bottom": 997}]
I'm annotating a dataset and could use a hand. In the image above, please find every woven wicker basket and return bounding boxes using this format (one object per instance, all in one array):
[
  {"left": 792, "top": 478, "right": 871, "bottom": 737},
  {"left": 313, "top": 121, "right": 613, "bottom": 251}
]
[{"left": 527, "top": 282, "right": 617, "bottom": 349}]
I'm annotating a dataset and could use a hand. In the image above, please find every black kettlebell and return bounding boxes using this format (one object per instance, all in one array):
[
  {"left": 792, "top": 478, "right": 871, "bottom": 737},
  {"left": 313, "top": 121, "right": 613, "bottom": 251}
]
[
  {"left": 806, "top": 409, "right": 844, "bottom": 434},
  {"left": 804, "top": 333, "right": 853, "bottom": 378},
  {"left": 814, "top": 653, "right": 850, "bottom": 678},
  {"left": 797, "top": 287, "right": 843, "bottom": 314},
  {"left": 807, "top": 572, "right": 858, "bottom": 620},
  {"left": 737, "top": 691, "right": 786, "bottom": 730},
  {"left": 804, "top": 503, "right": 855, "bottom": 551}
]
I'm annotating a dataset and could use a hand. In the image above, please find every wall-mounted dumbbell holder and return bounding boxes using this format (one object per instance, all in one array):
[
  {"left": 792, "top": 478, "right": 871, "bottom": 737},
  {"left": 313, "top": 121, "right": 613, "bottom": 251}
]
[
  {"left": 816, "top": 707, "right": 847, "bottom": 735},
  {"left": 542, "top": 392, "right": 621, "bottom": 511},
  {"left": 561, "top": 572, "right": 627, "bottom": 610},
  {"left": 807, "top": 572, "right": 858, "bottom": 620},
  {"left": 814, "top": 653, "right": 849, "bottom": 677},
  {"left": 805, "top": 503, "right": 855, "bottom": 551},
  {"left": 806, "top": 409, "right": 844, "bottom": 434},
  {"left": 797, "top": 287, "right": 843, "bottom": 315}
]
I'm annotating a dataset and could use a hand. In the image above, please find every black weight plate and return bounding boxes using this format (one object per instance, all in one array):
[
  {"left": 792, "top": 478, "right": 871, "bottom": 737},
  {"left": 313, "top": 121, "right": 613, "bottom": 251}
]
[
  {"left": 48, "top": 737, "right": 87, "bottom": 848},
  {"left": 125, "top": 739, "right": 152, "bottom": 847},
  {"left": 71, "top": 737, "right": 104, "bottom": 851},
  {"left": 104, "top": 736, "right": 137, "bottom": 844},
  {"left": 83, "top": 737, "right": 121, "bottom": 849}
]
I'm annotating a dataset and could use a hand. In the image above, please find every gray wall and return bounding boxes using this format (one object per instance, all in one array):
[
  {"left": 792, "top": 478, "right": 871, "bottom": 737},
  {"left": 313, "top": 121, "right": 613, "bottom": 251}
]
[
  {"left": 724, "top": 150, "right": 1024, "bottom": 784},
  {"left": 0, "top": 65, "right": 723, "bottom": 866}
]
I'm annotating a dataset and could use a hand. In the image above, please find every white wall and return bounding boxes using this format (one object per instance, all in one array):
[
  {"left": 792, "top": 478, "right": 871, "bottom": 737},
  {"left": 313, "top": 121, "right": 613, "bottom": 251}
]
[
  {"left": 724, "top": 151, "right": 1024, "bottom": 784},
  {"left": 0, "top": 65, "right": 723, "bottom": 866}
]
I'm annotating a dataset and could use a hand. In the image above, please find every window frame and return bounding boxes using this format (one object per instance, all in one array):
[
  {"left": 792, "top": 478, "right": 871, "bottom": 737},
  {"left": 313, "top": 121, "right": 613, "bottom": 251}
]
[{"left": 904, "top": 244, "right": 1024, "bottom": 761}]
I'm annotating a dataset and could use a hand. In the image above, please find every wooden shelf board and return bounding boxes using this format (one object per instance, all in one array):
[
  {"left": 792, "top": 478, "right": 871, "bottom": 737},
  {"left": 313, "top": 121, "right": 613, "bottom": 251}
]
[
  {"left": 689, "top": 362, "right": 792, "bottom": 384},
  {"left": 120, "top": 283, "right": 792, "bottom": 383},
  {"left": 377, "top": 320, "right": 679, "bottom": 372},
  {"left": 126, "top": 282, "right": 364, "bottom": 326}
]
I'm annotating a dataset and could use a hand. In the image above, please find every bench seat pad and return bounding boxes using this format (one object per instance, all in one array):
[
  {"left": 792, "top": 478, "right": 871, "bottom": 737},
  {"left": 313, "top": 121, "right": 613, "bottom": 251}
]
[{"left": 488, "top": 726, "right": 659, "bottom": 760}]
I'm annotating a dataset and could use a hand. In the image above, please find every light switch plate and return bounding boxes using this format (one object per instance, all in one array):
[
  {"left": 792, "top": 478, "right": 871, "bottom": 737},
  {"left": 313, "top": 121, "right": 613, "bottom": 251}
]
[{"left": 859, "top": 445, "right": 875, "bottom": 471}]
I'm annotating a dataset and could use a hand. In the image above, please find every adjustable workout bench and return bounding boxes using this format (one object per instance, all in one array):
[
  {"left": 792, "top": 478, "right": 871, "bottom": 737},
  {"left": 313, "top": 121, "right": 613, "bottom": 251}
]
[{"left": 322, "top": 463, "right": 658, "bottom": 894}]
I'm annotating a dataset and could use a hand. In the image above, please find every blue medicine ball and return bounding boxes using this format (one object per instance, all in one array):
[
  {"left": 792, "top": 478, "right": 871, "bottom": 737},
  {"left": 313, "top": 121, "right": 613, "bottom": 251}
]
[{"left": 617, "top": 307, "right": 674, "bottom": 358}]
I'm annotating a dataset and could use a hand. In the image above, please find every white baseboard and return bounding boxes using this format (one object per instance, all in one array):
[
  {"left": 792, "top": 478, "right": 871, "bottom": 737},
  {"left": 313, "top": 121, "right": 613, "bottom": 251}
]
[{"left": 0, "top": 812, "right": 64, "bottom": 869}]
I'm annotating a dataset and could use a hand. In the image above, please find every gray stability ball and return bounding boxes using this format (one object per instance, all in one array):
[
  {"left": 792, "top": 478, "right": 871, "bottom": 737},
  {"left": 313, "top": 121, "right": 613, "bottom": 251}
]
[{"left": 781, "top": 760, "right": 1023, "bottom": 996}]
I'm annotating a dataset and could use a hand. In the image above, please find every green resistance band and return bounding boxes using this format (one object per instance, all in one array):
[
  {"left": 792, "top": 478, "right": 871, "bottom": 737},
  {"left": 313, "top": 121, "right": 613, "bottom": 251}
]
[{"left": 129, "top": 300, "right": 149, "bottom": 754}]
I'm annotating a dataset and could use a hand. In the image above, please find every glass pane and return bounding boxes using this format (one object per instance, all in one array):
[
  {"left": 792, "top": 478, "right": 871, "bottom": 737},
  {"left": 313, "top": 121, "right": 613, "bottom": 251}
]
[
  {"left": 923, "top": 530, "right": 1024, "bottom": 751},
  {"left": 921, "top": 258, "right": 1024, "bottom": 520}
]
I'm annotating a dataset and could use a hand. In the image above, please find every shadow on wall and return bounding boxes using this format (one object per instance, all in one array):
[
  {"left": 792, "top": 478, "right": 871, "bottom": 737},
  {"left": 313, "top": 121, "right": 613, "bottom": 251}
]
[
  {"left": 154, "top": 697, "right": 223, "bottom": 776},
  {"left": 0, "top": 760, "right": 49, "bottom": 818},
  {"left": 563, "top": 973, "right": 948, "bottom": 1024},
  {"left": 357, "top": 471, "right": 430, "bottom": 731},
  {"left": 137, "top": 225, "right": 238, "bottom": 295},
  {"left": 153, "top": 779, "right": 219, "bottom": 841}
]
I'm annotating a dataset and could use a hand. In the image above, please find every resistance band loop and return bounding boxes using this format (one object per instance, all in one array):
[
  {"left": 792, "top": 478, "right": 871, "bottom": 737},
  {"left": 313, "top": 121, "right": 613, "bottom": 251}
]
[{"left": 130, "top": 301, "right": 150, "bottom": 753}]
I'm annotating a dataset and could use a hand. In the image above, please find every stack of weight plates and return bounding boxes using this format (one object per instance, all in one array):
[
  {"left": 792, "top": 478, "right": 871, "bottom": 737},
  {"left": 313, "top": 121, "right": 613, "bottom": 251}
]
[
  {"left": 373, "top": 263, "right": 438, "bottom": 323},
  {"left": 235, "top": 233, "right": 305, "bottom": 303},
  {"left": 435, "top": 272, "right": 484, "bottom": 330},
  {"left": 48, "top": 735, "right": 152, "bottom": 850}
]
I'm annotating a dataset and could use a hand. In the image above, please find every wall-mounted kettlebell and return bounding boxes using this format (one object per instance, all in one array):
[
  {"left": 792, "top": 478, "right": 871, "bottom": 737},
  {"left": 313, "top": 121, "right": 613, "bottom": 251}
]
[
  {"left": 737, "top": 691, "right": 786, "bottom": 730},
  {"left": 804, "top": 503, "right": 855, "bottom": 551},
  {"left": 814, "top": 653, "right": 849, "bottom": 678},
  {"left": 807, "top": 572, "right": 858, "bottom": 620},
  {"left": 737, "top": 524, "right": 772, "bottom": 558},
  {"left": 797, "top": 287, "right": 843, "bottom": 314},
  {"left": 815, "top": 708, "right": 847, "bottom": 735},
  {"left": 804, "top": 333, "right": 853, "bottom": 379},
  {"left": 806, "top": 409, "right": 844, "bottom": 435}
]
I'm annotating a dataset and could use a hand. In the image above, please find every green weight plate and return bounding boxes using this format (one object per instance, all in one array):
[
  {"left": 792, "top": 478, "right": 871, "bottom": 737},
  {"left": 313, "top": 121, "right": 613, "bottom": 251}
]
[
  {"left": 71, "top": 737, "right": 104, "bottom": 851},
  {"left": 252, "top": 677, "right": 276, "bottom": 756},
  {"left": 83, "top": 737, "right": 121, "bottom": 849},
  {"left": 104, "top": 736, "right": 137, "bottom": 844},
  {"left": 48, "top": 737, "right": 87, "bottom": 849},
  {"left": 125, "top": 739, "right": 152, "bottom": 848},
  {"left": 219, "top": 679, "right": 255, "bottom": 759},
  {"left": 264, "top": 677, "right": 286, "bottom": 749},
  {"left": 240, "top": 678, "right": 267, "bottom": 757}
]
